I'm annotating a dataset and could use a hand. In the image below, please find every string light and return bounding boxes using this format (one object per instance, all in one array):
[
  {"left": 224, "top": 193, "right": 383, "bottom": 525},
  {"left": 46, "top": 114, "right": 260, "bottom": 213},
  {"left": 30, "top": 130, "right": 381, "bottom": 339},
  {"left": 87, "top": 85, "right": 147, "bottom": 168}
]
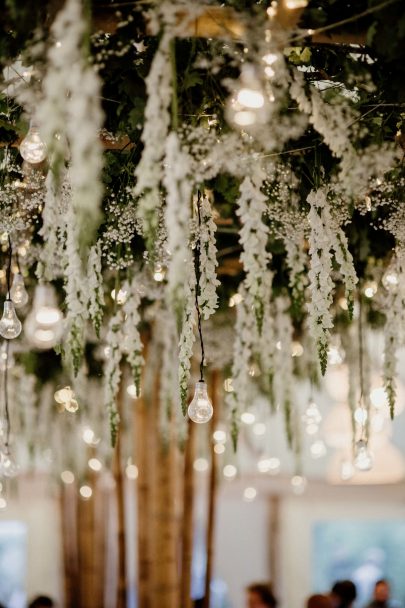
[
  {"left": 10, "top": 273, "right": 29, "bottom": 308},
  {"left": 19, "top": 121, "right": 47, "bottom": 164},
  {"left": 61, "top": 470, "right": 75, "bottom": 484},
  {"left": 188, "top": 191, "right": 213, "bottom": 425},
  {"left": 153, "top": 262, "right": 166, "bottom": 282},
  {"left": 54, "top": 386, "right": 79, "bottom": 413},
  {"left": 223, "top": 464, "right": 237, "bottom": 479},
  {"left": 25, "top": 284, "right": 63, "bottom": 349},
  {"left": 0, "top": 237, "right": 22, "bottom": 340},
  {"left": 79, "top": 485, "right": 93, "bottom": 499}
]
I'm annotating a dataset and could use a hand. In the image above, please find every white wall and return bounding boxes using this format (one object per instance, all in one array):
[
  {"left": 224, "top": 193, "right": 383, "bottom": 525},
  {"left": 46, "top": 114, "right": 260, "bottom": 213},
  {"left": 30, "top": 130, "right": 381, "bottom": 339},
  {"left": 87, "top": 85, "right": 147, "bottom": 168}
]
[{"left": 0, "top": 476, "right": 63, "bottom": 605}]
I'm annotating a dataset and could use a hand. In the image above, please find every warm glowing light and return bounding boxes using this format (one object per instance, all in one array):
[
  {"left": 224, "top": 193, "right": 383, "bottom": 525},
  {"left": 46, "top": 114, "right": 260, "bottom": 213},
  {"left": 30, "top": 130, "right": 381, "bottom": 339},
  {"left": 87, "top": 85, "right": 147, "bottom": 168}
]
[
  {"left": 237, "top": 88, "right": 265, "bottom": 109},
  {"left": 285, "top": 0, "right": 308, "bottom": 8},
  {"left": 214, "top": 443, "right": 226, "bottom": 455},
  {"left": 193, "top": 458, "right": 209, "bottom": 472},
  {"left": 213, "top": 429, "right": 227, "bottom": 443},
  {"left": 241, "top": 412, "right": 255, "bottom": 425},
  {"left": 126, "top": 463, "right": 139, "bottom": 479},
  {"left": 188, "top": 381, "right": 213, "bottom": 424},
  {"left": 229, "top": 293, "right": 243, "bottom": 307},
  {"left": 54, "top": 386, "right": 74, "bottom": 404},
  {"left": 363, "top": 280, "right": 377, "bottom": 299},
  {"left": 233, "top": 110, "right": 257, "bottom": 126},
  {"left": 82, "top": 428, "right": 96, "bottom": 445},
  {"left": 111, "top": 288, "right": 128, "bottom": 304},
  {"left": 61, "top": 470, "right": 75, "bottom": 484},
  {"left": 310, "top": 439, "right": 327, "bottom": 459},
  {"left": 243, "top": 487, "right": 257, "bottom": 502},
  {"left": 127, "top": 383, "right": 138, "bottom": 399},
  {"left": 223, "top": 464, "right": 237, "bottom": 479},
  {"left": 88, "top": 458, "right": 102, "bottom": 472},
  {"left": 291, "top": 341, "right": 304, "bottom": 357},
  {"left": 79, "top": 485, "right": 93, "bottom": 499}
]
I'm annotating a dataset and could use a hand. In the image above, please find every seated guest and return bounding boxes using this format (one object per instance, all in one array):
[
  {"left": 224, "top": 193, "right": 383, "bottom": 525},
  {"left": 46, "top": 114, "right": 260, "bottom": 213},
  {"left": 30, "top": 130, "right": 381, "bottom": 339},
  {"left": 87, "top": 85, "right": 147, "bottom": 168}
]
[
  {"left": 29, "top": 596, "right": 55, "bottom": 608},
  {"left": 331, "top": 581, "right": 357, "bottom": 608},
  {"left": 307, "top": 594, "right": 333, "bottom": 608},
  {"left": 246, "top": 582, "right": 278, "bottom": 608},
  {"left": 366, "top": 579, "right": 401, "bottom": 608}
]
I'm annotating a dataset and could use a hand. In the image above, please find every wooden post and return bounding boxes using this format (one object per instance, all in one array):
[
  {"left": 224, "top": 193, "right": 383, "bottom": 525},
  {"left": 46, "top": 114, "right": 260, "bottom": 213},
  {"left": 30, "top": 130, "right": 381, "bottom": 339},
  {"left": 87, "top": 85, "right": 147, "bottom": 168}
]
[
  {"left": 180, "top": 419, "right": 196, "bottom": 608},
  {"left": 60, "top": 482, "right": 79, "bottom": 608},
  {"left": 77, "top": 466, "right": 97, "bottom": 608},
  {"left": 269, "top": 495, "right": 281, "bottom": 598},
  {"left": 114, "top": 381, "right": 127, "bottom": 608},
  {"left": 135, "top": 392, "right": 153, "bottom": 608},
  {"left": 203, "top": 370, "right": 219, "bottom": 608}
]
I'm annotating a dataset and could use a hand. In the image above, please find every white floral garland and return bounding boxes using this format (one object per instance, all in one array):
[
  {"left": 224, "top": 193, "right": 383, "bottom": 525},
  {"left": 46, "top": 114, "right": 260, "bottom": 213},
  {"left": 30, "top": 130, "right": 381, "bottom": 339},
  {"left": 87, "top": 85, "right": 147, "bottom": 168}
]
[
  {"left": 198, "top": 195, "right": 219, "bottom": 319},
  {"left": 178, "top": 267, "right": 196, "bottom": 415},
  {"left": 104, "top": 310, "right": 125, "bottom": 446},
  {"left": 307, "top": 188, "right": 358, "bottom": 373},
  {"left": 273, "top": 297, "right": 294, "bottom": 447},
  {"left": 87, "top": 242, "right": 105, "bottom": 338},
  {"left": 122, "top": 279, "right": 144, "bottom": 397},
  {"left": 163, "top": 132, "right": 193, "bottom": 324},
  {"left": 38, "top": 0, "right": 104, "bottom": 246},
  {"left": 134, "top": 31, "right": 172, "bottom": 250},
  {"left": 236, "top": 171, "right": 271, "bottom": 334}
]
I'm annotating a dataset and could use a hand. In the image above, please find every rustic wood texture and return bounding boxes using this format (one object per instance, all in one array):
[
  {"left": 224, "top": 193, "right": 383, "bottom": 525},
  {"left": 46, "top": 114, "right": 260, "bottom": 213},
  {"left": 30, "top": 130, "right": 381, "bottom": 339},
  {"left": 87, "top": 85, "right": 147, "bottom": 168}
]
[
  {"left": 180, "top": 418, "right": 196, "bottom": 608},
  {"left": 60, "top": 482, "right": 79, "bottom": 608}
]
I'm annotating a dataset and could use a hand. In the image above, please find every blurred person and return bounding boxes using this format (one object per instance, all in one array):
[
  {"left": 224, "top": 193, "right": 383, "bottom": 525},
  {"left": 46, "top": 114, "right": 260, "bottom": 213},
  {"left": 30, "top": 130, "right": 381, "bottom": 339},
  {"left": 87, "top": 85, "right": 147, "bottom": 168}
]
[
  {"left": 307, "top": 594, "right": 333, "bottom": 608},
  {"left": 331, "top": 581, "right": 357, "bottom": 608},
  {"left": 28, "top": 596, "right": 55, "bottom": 608},
  {"left": 366, "top": 579, "right": 401, "bottom": 608},
  {"left": 246, "top": 582, "right": 278, "bottom": 608}
]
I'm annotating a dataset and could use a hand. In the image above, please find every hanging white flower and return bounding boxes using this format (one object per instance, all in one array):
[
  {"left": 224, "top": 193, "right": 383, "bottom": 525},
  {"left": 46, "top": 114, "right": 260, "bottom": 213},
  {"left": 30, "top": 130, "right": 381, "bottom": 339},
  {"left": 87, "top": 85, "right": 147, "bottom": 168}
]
[
  {"left": 122, "top": 278, "right": 144, "bottom": 397},
  {"left": 37, "top": 0, "right": 104, "bottom": 247},
  {"left": 38, "top": 171, "right": 68, "bottom": 281},
  {"left": 197, "top": 195, "right": 220, "bottom": 319},
  {"left": 104, "top": 310, "right": 125, "bottom": 446},
  {"left": 236, "top": 171, "right": 271, "bottom": 334},
  {"left": 178, "top": 267, "right": 196, "bottom": 415},
  {"left": 257, "top": 270, "right": 275, "bottom": 404},
  {"left": 163, "top": 132, "right": 193, "bottom": 324},
  {"left": 273, "top": 297, "right": 295, "bottom": 447},
  {"left": 134, "top": 31, "right": 172, "bottom": 250},
  {"left": 63, "top": 203, "right": 89, "bottom": 374},
  {"left": 227, "top": 284, "right": 256, "bottom": 449},
  {"left": 307, "top": 188, "right": 358, "bottom": 373},
  {"left": 87, "top": 242, "right": 105, "bottom": 338}
]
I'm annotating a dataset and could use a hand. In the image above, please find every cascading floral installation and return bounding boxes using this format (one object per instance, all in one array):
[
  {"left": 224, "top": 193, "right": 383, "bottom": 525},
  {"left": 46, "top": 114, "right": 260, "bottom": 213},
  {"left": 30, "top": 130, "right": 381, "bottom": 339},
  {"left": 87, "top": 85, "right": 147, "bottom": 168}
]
[{"left": 0, "top": 0, "right": 405, "bottom": 487}]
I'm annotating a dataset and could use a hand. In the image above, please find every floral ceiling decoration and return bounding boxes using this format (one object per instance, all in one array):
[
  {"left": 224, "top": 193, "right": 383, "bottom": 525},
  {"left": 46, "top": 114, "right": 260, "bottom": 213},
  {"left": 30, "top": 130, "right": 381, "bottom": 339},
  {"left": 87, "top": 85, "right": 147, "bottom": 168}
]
[{"left": 0, "top": 0, "right": 405, "bottom": 487}]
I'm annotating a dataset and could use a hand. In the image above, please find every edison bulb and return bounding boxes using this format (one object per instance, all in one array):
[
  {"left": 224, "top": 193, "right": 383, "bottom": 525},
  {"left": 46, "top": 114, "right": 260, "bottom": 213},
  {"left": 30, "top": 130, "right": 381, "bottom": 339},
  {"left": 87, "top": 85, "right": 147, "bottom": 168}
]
[
  {"left": 1, "top": 450, "right": 19, "bottom": 478},
  {"left": 0, "top": 300, "right": 22, "bottom": 339},
  {"left": 188, "top": 381, "right": 213, "bottom": 424},
  {"left": 153, "top": 262, "right": 166, "bottom": 282},
  {"left": 65, "top": 398, "right": 79, "bottom": 413},
  {"left": 354, "top": 439, "right": 373, "bottom": 471},
  {"left": 25, "top": 284, "right": 63, "bottom": 349},
  {"left": 10, "top": 273, "right": 29, "bottom": 307},
  {"left": 19, "top": 123, "right": 47, "bottom": 164},
  {"left": 54, "top": 386, "right": 74, "bottom": 404}
]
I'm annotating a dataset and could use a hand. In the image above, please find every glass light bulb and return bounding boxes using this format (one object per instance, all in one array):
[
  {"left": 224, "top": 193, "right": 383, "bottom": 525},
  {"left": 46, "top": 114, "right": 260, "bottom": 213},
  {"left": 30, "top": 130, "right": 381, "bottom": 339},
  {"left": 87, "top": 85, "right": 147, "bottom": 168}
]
[
  {"left": 188, "top": 381, "right": 213, "bottom": 424},
  {"left": 1, "top": 449, "right": 19, "bottom": 478},
  {"left": 25, "top": 284, "right": 63, "bottom": 349},
  {"left": 65, "top": 398, "right": 79, "bottom": 413},
  {"left": 153, "top": 262, "right": 166, "bottom": 282},
  {"left": 19, "top": 124, "right": 47, "bottom": 164},
  {"left": 54, "top": 386, "right": 74, "bottom": 404},
  {"left": 354, "top": 439, "right": 373, "bottom": 471},
  {"left": 237, "top": 88, "right": 265, "bottom": 109},
  {"left": 0, "top": 300, "right": 22, "bottom": 339},
  {"left": 10, "top": 273, "right": 29, "bottom": 307},
  {"left": 382, "top": 269, "right": 399, "bottom": 292}
]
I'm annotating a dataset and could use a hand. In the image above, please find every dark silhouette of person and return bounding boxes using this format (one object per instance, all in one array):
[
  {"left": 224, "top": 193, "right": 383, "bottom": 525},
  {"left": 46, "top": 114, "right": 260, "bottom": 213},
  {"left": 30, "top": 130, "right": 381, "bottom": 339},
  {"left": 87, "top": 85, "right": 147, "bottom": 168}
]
[
  {"left": 246, "top": 582, "right": 278, "bottom": 608},
  {"left": 331, "top": 581, "right": 357, "bottom": 608},
  {"left": 366, "top": 579, "right": 401, "bottom": 608},
  {"left": 307, "top": 594, "right": 333, "bottom": 608},
  {"left": 28, "top": 596, "right": 55, "bottom": 608}
]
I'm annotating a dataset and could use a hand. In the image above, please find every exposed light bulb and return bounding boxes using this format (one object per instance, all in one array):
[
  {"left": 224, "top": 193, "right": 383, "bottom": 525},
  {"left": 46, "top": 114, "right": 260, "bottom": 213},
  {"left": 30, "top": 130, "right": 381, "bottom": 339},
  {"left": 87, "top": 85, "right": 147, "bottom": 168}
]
[
  {"left": 79, "top": 485, "right": 92, "bottom": 499},
  {"left": 1, "top": 449, "right": 19, "bottom": 478},
  {"left": 382, "top": 269, "right": 399, "bottom": 292},
  {"left": 237, "top": 88, "right": 265, "bottom": 109},
  {"left": 25, "top": 284, "right": 63, "bottom": 349},
  {"left": 0, "top": 300, "right": 22, "bottom": 339},
  {"left": 19, "top": 122, "right": 47, "bottom": 164},
  {"left": 285, "top": 0, "right": 308, "bottom": 8},
  {"left": 363, "top": 280, "right": 377, "bottom": 299},
  {"left": 54, "top": 386, "right": 74, "bottom": 404},
  {"left": 354, "top": 439, "right": 373, "bottom": 471},
  {"left": 153, "top": 262, "right": 166, "bottom": 282},
  {"left": 64, "top": 398, "right": 79, "bottom": 413},
  {"left": 188, "top": 381, "right": 213, "bottom": 424},
  {"left": 10, "top": 273, "right": 29, "bottom": 307}
]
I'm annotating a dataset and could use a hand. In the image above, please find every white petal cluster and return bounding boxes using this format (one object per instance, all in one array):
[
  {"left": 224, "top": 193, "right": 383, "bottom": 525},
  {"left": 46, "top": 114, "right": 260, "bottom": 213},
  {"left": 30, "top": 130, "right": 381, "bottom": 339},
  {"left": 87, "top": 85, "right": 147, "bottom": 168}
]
[
  {"left": 273, "top": 297, "right": 294, "bottom": 447},
  {"left": 307, "top": 188, "right": 358, "bottom": 373},
  {"left": 237, "top": 172, "right": 271, "bottom": 334},
  {"left": 134, "top": 32, "right": 172, "bottom": 248},
  {"left": 87, "top": 243, "right": 104, "bottom": 338},
  {"left": 197, "top": 195, "right": 219, "bottom": 319},
  {"left": 122, "top": 279, "right": 144, "bottom": 397},
  {"left": 163, "top": 132, "right": 193, "bottom": 323},
  {"left": 104, "top": 310, "right": 125, "bottom": 446},
  {"left": 178, "top": 268, "right": 196, "bottom": 415},
  {"left": 38, "top": 0, "right": 104, "bottom": 246}
]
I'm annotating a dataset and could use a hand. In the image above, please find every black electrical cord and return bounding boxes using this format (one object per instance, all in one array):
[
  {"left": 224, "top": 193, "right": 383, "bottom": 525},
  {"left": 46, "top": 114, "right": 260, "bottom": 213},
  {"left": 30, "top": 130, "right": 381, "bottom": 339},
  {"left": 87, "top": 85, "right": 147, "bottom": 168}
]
[{"left": 194, "top": 190, "right": 205, "bottom": 383}]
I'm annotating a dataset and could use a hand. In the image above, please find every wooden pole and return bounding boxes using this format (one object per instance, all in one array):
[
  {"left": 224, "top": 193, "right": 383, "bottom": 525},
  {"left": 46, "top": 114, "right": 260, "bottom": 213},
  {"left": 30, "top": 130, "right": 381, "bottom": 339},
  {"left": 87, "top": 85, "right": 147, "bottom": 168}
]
[
  {"left": 60, "top": 482, "right": 79, "bottom": 608},
  {"left": 77, "top": 463, "right": 97, "bottom": 608},
  {"left": 113, "top": 381, "right": 127, "bottom": 608},
  {"left": 269, "top": 494, "right": 281, "bottom": 599},
  {"left": 203, "top": 370, "right": 219, "bottom": 608},
  {"left": 180, "top": 419, "right": 196, "bottom": 608}
]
